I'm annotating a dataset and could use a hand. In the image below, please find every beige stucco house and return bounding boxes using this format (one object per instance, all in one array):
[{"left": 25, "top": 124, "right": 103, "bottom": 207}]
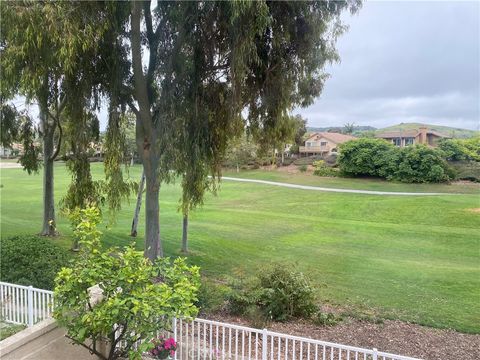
[
  {"left": 375, "top": 127, "right": 449, "bottom": 147},
  {"left": 299, "top": 132, "right": 356, "bottom": 156}
]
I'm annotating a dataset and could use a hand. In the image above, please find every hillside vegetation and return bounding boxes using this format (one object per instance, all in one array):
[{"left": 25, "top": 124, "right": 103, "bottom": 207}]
[{"left": 377, "top": 123, "right": 478, "bottom": 138}]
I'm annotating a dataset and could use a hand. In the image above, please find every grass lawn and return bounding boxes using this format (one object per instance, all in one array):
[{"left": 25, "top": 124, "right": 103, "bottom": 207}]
[{"left": 1, "top": 163, "right": 479, "bottom": 333}]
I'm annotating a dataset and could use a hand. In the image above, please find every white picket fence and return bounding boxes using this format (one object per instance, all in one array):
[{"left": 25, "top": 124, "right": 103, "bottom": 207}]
[
  {"left": 0, "top": 281, "right": 420, "bottom": 360},
  {"left": 0, "top": 281, "right": 54, "bottom": 326},
  {"left": 172, "top": 318, "right": 420, "bottom": 360}
]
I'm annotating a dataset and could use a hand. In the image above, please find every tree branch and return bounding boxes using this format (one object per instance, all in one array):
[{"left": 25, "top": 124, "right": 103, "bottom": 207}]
[
  {"left": 143, "top": 1, "right": 154, "bottom": 43},
  {"left": 130, "top": 1, "right": 153, "bottom": 134},
  {"left": 126, "top": 99, "right": 140, "bottom": 119},
  {"left": 49, "top": 112, "right": 63, "bottom": 161},
  {"left": 144, "top": 0, "right": 158, "bottom": 104}
]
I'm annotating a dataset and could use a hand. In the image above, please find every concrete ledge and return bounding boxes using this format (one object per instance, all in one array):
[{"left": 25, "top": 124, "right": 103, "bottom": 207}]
[{"left": 0, "top": 318, "right": 57, "bottom": 357}]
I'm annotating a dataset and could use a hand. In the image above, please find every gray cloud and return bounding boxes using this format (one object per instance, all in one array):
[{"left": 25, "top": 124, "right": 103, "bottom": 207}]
[{"left": 296, "top": 1, "right": 480, "bottom": 130}]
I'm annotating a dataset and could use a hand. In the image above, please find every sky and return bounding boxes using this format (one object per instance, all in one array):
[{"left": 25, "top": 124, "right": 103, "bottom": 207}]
[{"left": 295, "top": 0, "right": 480, "bottom": 130}]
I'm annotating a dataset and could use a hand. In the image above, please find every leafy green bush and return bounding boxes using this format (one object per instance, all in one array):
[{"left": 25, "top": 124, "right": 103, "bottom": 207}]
[
  {"left": 338, "top": 139, "right": 454, "bottom": 183},
  {"left": 54, "top": 206, "right": 200, "bottom": 360},
  {"left": 298, "top": 164, "right": 308, "bottom": 173},
  {"left": 337, "top": 138, "right": 395, "bottom": 177},
  {"left": 0, "top": 235, "right": 70, "bottom": 290},
  {"left": 196, "top": 279, "right": 230, "bottom": 314},
  {"left": 227, "top": 264, "right": 317, "bottom": 322},
  {"left": 392, "top": 146, "right": 454, "bottom": 183},
  {"left": 313, "top": 160, "right": 338, "bottom": 177},
  {"left": 258, "top": 264, "right": 317, "bottom": 321},
  {"left": 439, "top": 137, "right": 480, "bottom": 162}
]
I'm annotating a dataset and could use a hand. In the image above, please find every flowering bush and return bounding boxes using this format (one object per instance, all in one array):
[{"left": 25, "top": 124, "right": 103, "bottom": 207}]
[{"left": 149, "top": 336, "right": 177, "bottom": 359}]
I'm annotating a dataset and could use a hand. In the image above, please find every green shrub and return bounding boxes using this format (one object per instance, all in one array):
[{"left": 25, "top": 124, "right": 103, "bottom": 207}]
[
  {"left": 392, "top": 145, "right": 454, "bottom": 183},
  {"left": 337, "top": 138, "right": 395, "bottom": 177},
  {"left": 54, "top": 206, "right": 200, "bottom": 360},
  {"left": 312, "top": 311, "right": 341, "bottom": 326},
  {"left": 448, "top": 160, "right": 480, "bottom": 182},
  {"left": 338, "top": 139, "right": 454, "bottom": 183},
  {"left": 439, "top": 137, "right": 480, "bottom": 162},
  {"left": 258, "top": 264, "right": 317, "bottom": 321},
  {"left": 0, "top": 235, "right": 70, "bottom": 290},
  {"left": 227, "top": 264, "right": 317, "bottom": 322},
  {"left": 298, "top": 164, "right": 308, "bottom": 173},
  {"left": 196, "top": 279, "right": 230, "bottom": 314},
  {"left": 313, "top": 160, "right": 338, "bottom": 177}
]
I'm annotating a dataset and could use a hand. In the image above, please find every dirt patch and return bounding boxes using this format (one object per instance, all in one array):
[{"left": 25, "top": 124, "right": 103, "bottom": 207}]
[
  {"left": 451, "top": 180, "right": 480, "bottom": 187},
  {"left": 207, "top": 313, "right": 480, "bottom": 360},
  {"left": 466, "top": 208, "right": 480, "bottom": 214}
]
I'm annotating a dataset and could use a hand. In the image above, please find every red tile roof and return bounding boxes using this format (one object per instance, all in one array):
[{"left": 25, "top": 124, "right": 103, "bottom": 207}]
[
  {"left": 375, "top": 129, "right": 449, "bottom": 139},
  {"left": 305, "top": 132, "right": 357, "bottom": 144}
]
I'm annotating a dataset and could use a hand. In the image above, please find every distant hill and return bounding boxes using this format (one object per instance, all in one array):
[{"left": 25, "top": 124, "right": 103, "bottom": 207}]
[{"left": 377, "top": 123, "right": 478, "bottom": 139}]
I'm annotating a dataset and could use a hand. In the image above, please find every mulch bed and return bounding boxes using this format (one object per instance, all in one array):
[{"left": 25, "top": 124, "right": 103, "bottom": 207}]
[{"left": 207, "top": 313, "right": 480, "bottom": 360}]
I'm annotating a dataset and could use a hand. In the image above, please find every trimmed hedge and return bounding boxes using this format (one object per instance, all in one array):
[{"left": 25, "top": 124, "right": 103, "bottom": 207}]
[{"left": 0, "top": 235, "right": 70, "bottom": 290}]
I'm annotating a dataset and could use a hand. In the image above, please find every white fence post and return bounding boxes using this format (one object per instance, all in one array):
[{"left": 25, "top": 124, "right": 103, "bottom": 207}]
[
  {"left": 172, "top": 317, "right": 177, "bottom": 360},
  {"left": 373, "top": 347, "right": 378, "bottom": 360},
  {"left": 27, "top": 285, "right": 34, "bottom": 327},
  {"left": 262, "top": 328, "right": 268, "bottom": 360}
]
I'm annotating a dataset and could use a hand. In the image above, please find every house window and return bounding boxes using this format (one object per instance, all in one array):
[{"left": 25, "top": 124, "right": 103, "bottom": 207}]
[
  {"left": 393, "top": 138, "right": 401, "bottom": 146},
  {"left": 320, "top": 141, "right": 327, "bottom": 147},
  {"left": 405, "top": 137, "right": 414, "bottom": 146},
  {"left": 306, "top": 142, "right": 312, "bottom": 147}
]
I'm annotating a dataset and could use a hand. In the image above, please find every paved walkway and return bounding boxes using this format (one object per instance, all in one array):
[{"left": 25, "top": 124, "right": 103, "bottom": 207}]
[
  {"left": 221, "top": 177, "right": 456, "bottom": 196},
  {"left": 2, "top": 326, "right": 95, "bottom": 360}
]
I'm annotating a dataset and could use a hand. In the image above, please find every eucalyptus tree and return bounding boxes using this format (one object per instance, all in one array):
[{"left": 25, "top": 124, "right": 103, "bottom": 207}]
[
  {"left": 0, "top": 2, "right": 112, "bottom": 235},
  {"left": 157, "top": 1, "right": 360, "bottom": 255}
]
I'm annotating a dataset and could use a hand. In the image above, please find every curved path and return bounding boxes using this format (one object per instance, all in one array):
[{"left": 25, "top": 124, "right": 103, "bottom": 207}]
[{"left": 221, "top": 176, "right": 456, "bottom": 196}]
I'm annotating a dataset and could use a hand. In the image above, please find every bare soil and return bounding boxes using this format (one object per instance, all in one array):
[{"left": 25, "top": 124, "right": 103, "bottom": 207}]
[{"left": 208, "top": 313, "right": 480, "bottom": 360}]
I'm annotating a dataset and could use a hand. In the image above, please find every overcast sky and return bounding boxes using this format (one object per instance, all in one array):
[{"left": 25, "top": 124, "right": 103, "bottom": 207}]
[{"left": 295, "top": 0, "right": 479, "bottom": 130}]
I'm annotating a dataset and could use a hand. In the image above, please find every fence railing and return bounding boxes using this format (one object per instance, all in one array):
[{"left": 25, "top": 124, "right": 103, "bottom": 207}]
[
  {"left": 172, "top": 318, "right": 421, "bottom": 360},
  {"left": 0, "top": 282, "right": 420, "bottom": 360},
  {"left": 0, "top": 281, "right": 54, "bottom": 326}
]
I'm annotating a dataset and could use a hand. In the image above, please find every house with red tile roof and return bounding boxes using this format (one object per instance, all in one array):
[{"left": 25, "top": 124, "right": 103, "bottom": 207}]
[
  {"left": 375, "top": 126, "right": 449, "bottom": 147},
  {"left": 299, "top": 132, "right": 356, "bottom": 156}
]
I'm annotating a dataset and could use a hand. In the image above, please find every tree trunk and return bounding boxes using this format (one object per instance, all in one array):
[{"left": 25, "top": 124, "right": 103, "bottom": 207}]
[
  {"left": 40, "top": 110, "right": 56, "bottom": 236},
  {"left": 181, "top": 214, "right": 188, "bottom": 253},
  {"left": 144, "top": 167, "right": 162, "bottom": 261},
  {"left": 131, "top": 1, "right": 162, "bottom": 260},
  {"left": 281, "top": 146, "right": 285, "bottom": 165},
  {"left": 131, "top": 170, "right": 145, "bottom": 237}
]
